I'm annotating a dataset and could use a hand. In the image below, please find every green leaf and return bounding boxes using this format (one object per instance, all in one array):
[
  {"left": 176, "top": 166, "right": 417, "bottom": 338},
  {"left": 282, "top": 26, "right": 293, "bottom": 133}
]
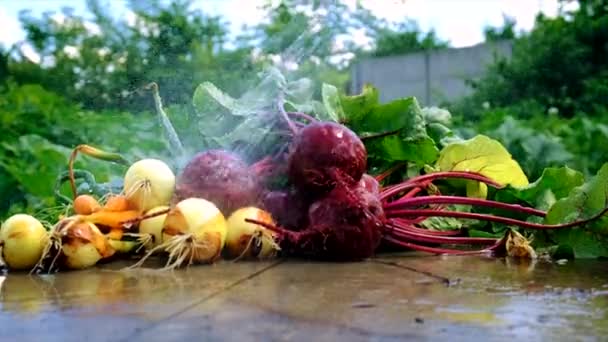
[
  {"left": 418, "top": 205, "right": 470, "bottom": 231},
  {"left": 345, "top": 96, "right": 439, "bottom": 167},
  {"left": 355, "top": 97, "right": 421, "bottom": 133},
  {"left": 321, "top": 83, "right": 345, "bottom": 122},
  {"left": 542, "top": 163, "right": 608, "bottom": 258},
  {"left": 545, "top": 163, "right": 608, "bottom": 229},
  {"left": 193, "top": 81, "right": 239, "bottom": 115},
  {"left": 340, "top": 83, "right": 379, "bottom": 124},
  {"left": 369, "top": 135, "right": 438, "bottom": 165},
  {"left": 550, "top": 229, "right": 608, "bottom": 259},
  {"left": 421, "top": 106, "right": 452, "bottom": 126},
  {"left": 468, "top": 229, "right": 503, "bottom": 238},
  {"left": 436, "top": 135, "right": 529, "bottom": 198},
  {"left": 496, "top": 166, "right": 585, "bottom": 211}
]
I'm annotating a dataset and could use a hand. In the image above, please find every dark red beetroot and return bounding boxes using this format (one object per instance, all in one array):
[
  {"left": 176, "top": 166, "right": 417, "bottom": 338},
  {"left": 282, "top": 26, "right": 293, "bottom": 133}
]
[
  {"left": 359, "top": 173, "right": 380, "bottom": 195},
  {"left": 287, "top": 122, "right": 367, "bottom": 199},
  {"left": 249, "top": 183, "right": 385, "bottom": 261},
  {"left": 260, "top": 188, "right": 310, "bottom": 231},
  {"left": 173, "top": 149, "right": 262, "bottom": 215}
]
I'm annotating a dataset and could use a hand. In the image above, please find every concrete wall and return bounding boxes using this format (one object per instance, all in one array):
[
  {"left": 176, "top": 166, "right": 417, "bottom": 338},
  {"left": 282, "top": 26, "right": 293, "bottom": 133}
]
[{"left": 349, "top": 40, "right": 513, "bottom": 106}]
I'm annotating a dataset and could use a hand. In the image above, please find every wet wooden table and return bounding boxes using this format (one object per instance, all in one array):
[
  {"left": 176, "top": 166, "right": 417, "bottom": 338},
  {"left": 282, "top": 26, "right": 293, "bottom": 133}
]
[{"left": 1, "top": 254, "right": 607, "bottom": 341}]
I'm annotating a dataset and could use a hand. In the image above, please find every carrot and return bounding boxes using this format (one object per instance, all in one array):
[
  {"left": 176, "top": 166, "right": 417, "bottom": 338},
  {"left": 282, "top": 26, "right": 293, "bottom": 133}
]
[
  {"left": 82, "top": 210, "right": 141, "bottom": 231},
  {"left": 106, "top": 228, "right": 124, "bottom": 241},
  {"left": 103, "top": 195, "right": 131, "bottom": 212},
  {"left": 73, "top": 195, "right": 102, "bottom": 215}
]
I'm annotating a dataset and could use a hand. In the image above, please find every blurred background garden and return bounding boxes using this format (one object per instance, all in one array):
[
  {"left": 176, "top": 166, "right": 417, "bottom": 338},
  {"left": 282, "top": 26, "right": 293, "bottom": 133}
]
[{"left": 0, "top": 0, "right": 606, "bottom": 220}]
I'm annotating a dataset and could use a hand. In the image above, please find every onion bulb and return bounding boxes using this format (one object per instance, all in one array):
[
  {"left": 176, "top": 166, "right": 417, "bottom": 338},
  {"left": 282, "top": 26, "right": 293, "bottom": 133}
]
[
  {"left": 130, "top": 198, "right": 227, "bottom": 270},
  {"left": 123, "top": 158, "right": 175, "bottom": 212},
  {"left": 37, "top": 218, "right": 115, "bottom": 272},
  {"left": 61, "top": 221, "right": 114, "bottom": 269},
  {"left": 137, "top": 205, "right": 169, "bottom": 250},
  {"left": 0, "top": 214, "right": 49, "bottom": 271},
  {"left": 225, "top": 207, "right": 280, "bottom": 260}
]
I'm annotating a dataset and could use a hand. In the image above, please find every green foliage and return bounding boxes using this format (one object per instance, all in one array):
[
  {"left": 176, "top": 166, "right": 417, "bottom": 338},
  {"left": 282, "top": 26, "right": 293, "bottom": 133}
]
[
  {"left": 0, "top": 84, "right": 169, "bottom": 220},
  {"left": 333, "top": 84, "right": 445, "bottom": 171},
  {"left": 456, "top": 0, "right": 608, "bottom": 119},
  {"left": 368, "top": 21, "right": 449, "bottom": 57},
  {"left": 543, "top": 163, "right": 608, "bottom": 258},
  {"left": 10, "top": 0, "right": 263, "bottom": 112},
  {"left": 483, "top": 15, "right": 517, "bottom": 42},
  {"left": 453, "top": 108, "right": 608, "bottom": 180}
]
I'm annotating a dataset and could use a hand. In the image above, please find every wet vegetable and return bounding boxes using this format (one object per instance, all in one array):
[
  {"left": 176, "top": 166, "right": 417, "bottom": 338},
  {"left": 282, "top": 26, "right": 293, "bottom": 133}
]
[
  {"left": 225, "top": 207, "right": 279, "bottom": 259},
  {"left": 173, "top": 150, "right": 263, "bottom": 216},
  {"left": 123, "top": 158, "right": 176, "bottom": 212},
  {"left": 0, "top": 214, "right": 49, "bottom": 271},
  {"left": 131, "top": 198, "right": 227, "bottom": 270}
]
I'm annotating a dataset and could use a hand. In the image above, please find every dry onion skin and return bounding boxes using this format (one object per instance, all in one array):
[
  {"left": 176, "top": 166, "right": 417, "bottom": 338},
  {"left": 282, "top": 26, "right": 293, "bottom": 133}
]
[
  {"left": 225, "top": 207, "right": 280, "bottom": 260},
  {"left": 130, "top": 198, "right": 227, "bottom": 270},
  {"left": 123, "top": 158, "right": 176, "bottom": 212},
  {"left": 0, "top": 214, "right": 50, "bottom": 271}
]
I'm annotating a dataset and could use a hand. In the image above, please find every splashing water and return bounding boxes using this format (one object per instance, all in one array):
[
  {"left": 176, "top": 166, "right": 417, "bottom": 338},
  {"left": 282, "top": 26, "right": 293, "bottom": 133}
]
[{"left": 151, "top": 5, "right": 341, "bottom": 170}]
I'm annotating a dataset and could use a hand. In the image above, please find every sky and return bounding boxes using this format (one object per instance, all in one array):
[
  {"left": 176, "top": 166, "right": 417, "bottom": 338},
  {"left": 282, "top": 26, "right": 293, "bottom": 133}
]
[{"left": 0, "top": 0, "right": 571, "bottom": 49}]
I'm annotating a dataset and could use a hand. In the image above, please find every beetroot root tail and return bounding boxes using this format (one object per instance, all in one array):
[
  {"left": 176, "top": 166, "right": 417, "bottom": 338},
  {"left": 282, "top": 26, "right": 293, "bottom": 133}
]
[
  {"left": 383, "top": 236, "right": 497, "bottom": 255},
  {"left": 387, "top": 224, "right": 498, "bottom": 245},
  {"left": 244, "top": 218, "right": 297, "bottom": 238}
]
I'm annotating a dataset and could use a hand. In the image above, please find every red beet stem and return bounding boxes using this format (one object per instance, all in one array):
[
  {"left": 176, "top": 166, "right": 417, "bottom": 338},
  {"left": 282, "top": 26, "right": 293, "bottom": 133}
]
[
  {"left": 287, "top": 111, "right": 318, "bottom": 123},
  {"left": 404, "top": 171, "right": 504, "bottom": 188},
  {"left": 277, "top": 98, "right": 299, "bottom": 135},
  {"left": 383, "top": 236, "right": 498, "bottom": 255},
  {"left": 386, "top": 206, "right": 608, "bottom": 230},
  {"left": 385, "top": 195, "right": 547, "bottom": 217},
  {"left": 380, "top": 183, "right": 425, "bottom": 201},
  {"left": 359, "top": 128, "right": 402, "bottom": 141},
  {"left": 374, "top": 163, "right": 406, "bottom": 183},
  {"left": 401, "top": 186, "right": 424, "bottom": 199},
  {"left": 390, "top": 218, "right": 464, "bottom": 236},
  {"left": 250, "top": 156, "right": 274, "bottom": 175},
  {"left": 244, "top": 218, "right": 299, "bottom": 240},
  {"left": 387, "top": 224, "right": 498, "bottom": 245}
]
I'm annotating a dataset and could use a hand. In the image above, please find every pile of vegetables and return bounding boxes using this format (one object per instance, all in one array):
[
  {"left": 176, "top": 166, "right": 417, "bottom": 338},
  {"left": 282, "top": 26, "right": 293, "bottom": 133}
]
[{"left": 2, "top": 73, "right": 608, "bottom": 274}]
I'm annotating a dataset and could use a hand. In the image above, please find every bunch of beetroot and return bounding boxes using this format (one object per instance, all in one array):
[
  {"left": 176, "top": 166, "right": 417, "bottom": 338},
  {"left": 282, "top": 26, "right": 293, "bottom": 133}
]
[{"left": 174, "top": 117, "right": 608, "bottom": 261}]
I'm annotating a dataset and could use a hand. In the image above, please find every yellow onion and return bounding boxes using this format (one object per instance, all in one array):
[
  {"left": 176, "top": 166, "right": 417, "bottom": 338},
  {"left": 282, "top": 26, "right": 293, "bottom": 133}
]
[
  {"left": 225, "top": 207, "right": 280, "bottom": 260},
  {"left": 0, "top": 214, "right": 49, "bottom": 271}
]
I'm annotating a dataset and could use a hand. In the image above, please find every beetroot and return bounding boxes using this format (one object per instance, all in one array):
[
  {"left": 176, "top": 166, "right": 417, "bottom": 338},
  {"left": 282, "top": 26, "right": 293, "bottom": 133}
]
[
  {"left": 249, "top": 183, "right": 385, "bottom": 261},
  {"left": 359, "top": 173, "right": 380, "bottom": 195},
  {"left": 173, "top": 149, "right": 262, "bottom": 215},
  {"left": 287, "top": 122, "right": 367, "bottom": 198},
  {"left": 260, "top": 189, "right": 310, "bottom": 231}
]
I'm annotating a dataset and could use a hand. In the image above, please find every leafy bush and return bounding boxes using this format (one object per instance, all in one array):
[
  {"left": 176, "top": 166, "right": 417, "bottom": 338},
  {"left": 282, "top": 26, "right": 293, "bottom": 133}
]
[
  {"left": 0, "top": 83, "right": 172, "bottom": 220},
  {"left": 454, "top": 0, "right": 608, "bottom": 120},
  {"left": 453, "top": 106, "right": 608, "bottom": 180}
]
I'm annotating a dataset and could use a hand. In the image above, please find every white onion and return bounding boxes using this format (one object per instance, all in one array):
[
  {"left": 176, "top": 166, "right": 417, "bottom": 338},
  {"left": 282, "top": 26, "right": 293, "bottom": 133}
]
[{"left": 123, "top": 158, "right": 176, "bottom": 212}]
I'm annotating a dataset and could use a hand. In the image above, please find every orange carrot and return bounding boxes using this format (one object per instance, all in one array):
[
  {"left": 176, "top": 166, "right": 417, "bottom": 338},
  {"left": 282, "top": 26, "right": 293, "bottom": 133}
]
[
  {"left": 83, "top": 210, "right": 141, "bottom": 231},
  {"left": 106, "top": 228, "right": 124, "bottom": 241},
  {"left": 73, "top": 195, "right": 102, "bottom": 215},
  {"left": 103, "top": 195, "right": 131, "bottom": 212}
]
